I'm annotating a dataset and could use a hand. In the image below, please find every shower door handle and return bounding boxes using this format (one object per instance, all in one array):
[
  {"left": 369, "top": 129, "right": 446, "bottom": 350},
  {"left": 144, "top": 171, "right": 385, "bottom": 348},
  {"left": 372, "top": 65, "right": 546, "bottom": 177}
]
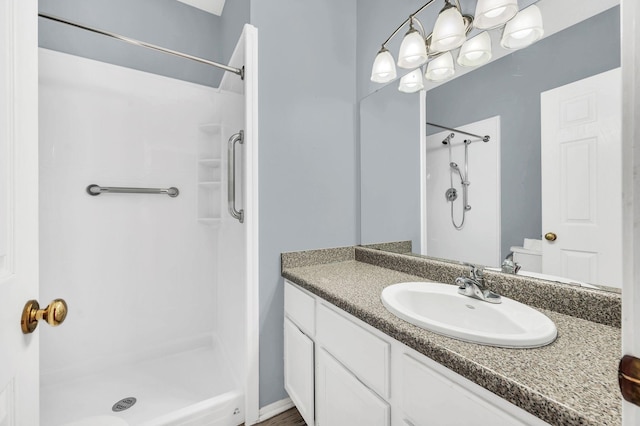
[{"left": 227, "top": 131, "right": 244, "bottom": 223}]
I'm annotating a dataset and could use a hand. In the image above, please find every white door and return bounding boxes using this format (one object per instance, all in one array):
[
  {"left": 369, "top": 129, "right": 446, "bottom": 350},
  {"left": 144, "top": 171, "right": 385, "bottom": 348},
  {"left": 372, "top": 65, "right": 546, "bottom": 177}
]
[
  {"left": 540, "top": 68, "right": 622, "bottom": 287},
  {"left": 0, "top": 1, "right": 39, "bottom": 425}
]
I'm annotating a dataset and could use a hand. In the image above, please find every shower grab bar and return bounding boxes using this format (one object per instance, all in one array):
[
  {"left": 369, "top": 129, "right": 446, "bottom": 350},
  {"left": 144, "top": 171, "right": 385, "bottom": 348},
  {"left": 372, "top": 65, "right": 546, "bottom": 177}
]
[
  {"left": 228, "top": 131, "right": 244, "bottom": 223},
  {"left": 427, "top": 122, "right": 490, "bottom": 143},
  {"left": 38, "top": 13, "right": 244, "bottom": 79},
  {"left": 86, "top": 184, "right": 179, "bottom": 198}
]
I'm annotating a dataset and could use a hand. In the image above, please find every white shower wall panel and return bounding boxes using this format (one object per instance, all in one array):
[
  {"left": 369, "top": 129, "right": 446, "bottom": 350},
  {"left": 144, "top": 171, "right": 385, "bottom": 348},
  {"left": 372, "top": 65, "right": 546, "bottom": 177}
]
[{"left": 38, "top": 49, "right": 238, "bottom": 383}]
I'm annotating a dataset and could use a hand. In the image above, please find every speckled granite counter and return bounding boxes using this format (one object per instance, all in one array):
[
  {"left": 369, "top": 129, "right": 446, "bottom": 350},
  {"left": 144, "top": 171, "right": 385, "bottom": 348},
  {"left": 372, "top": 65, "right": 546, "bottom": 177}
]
[{"left": 281, "top": 246, "right": 622, "bottom": 426}]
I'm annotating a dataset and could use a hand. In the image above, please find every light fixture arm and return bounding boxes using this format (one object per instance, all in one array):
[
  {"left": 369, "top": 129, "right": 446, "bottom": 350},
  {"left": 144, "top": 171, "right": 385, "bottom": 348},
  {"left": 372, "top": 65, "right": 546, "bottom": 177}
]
[
  {"left": 378, "top": 0, "right": 474, "bottom": 55},
  {"left": 411, "top": 16, "right": 427, "bottom": 38},
  {"left": 380, "top": 0, "right": 436, "bottom": 47}
]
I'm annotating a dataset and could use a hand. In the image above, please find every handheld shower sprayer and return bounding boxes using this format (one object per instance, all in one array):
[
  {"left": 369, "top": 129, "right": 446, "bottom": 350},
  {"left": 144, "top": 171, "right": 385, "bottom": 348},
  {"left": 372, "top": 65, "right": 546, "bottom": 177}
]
[{"left": 450, "top": 162, "right": 465, "bottom": 184}]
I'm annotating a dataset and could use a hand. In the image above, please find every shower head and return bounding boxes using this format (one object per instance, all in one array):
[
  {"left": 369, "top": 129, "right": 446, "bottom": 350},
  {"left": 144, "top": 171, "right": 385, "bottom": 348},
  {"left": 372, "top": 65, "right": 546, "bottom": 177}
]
[
  {"left": 442, "top": 133, "right": 455, "bottom": 145},
  {"left": 450, "top": 162, "right": 464, "bottom": 182}
]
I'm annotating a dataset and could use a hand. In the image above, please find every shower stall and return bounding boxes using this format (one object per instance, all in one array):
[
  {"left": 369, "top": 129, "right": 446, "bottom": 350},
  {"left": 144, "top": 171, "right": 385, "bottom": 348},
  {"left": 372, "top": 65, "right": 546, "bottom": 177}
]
[{"left": 36, "top": 23, "right": 258, "bottom": 426}]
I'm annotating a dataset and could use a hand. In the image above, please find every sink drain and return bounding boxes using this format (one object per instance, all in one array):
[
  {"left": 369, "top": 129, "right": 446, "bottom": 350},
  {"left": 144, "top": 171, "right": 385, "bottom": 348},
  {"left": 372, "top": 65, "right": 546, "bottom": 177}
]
[{"left": 112, "top": 397, "right": 137, "bottom": 412}]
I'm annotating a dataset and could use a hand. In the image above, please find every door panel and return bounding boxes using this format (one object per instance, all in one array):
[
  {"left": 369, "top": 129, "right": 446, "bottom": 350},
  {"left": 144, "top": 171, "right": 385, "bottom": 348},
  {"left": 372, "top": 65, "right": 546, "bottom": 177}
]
[
  {"left": 0, "top": 0, "right": 39, "bottom": 424},
  {"left": 541, "top": 68, "right": 622, "bottom": 287}
]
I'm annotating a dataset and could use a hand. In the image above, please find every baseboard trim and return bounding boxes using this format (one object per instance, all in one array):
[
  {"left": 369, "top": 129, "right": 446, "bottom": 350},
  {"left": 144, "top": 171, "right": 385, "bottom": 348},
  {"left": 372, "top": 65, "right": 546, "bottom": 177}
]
[{"left": 257, "top": 397, "right": 295, "bottom": 422}]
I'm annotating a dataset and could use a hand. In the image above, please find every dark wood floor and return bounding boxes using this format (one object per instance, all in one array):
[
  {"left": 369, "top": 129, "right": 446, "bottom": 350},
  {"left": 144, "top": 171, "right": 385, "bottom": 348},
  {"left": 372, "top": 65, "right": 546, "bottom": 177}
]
[{"left": 253, "top": 407, "right": 306, "bottom": 426}]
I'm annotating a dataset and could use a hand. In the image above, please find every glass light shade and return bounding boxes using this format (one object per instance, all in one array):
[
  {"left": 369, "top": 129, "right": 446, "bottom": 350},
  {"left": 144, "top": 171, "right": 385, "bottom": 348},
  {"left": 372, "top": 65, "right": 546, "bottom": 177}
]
[
  {"left": 398, "top": 68, "right": 424, "bottom": 93},
  {"left": 500, "top": 5, "right": 544, "bottom": 50},
  {"left": 371, "top": 48, "right": 397, "bottom": 83},
  {"left": 430, "top": 4, "right": 467, "bottom": 52},
  {"left": 473, "top": 0, "right": 518, "bottom": 29},
  {"left": 397, "top": 28, "right": 428, "bottom": 69},
  {"left": 425, "top": 52, "right": 455, "bottom": 82},
  {"left": 457, "top": 32, "right": 492, "bottom": 67}
]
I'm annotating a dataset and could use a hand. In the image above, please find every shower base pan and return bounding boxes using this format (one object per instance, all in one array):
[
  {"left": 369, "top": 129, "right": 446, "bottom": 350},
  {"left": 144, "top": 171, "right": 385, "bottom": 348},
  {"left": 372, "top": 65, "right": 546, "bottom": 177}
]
[{"left": 41, "top": 341, "right": 243, "bottom": 426}]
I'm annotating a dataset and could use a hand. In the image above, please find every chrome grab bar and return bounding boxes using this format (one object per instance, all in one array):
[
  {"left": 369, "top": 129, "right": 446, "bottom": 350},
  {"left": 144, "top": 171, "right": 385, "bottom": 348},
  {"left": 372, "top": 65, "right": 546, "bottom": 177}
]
[
  {"left": 86, "top": 184, "right": 179, "bottom": 197},
  {"left": 227, "top": 131, "right": 244, "bottom": 223}
]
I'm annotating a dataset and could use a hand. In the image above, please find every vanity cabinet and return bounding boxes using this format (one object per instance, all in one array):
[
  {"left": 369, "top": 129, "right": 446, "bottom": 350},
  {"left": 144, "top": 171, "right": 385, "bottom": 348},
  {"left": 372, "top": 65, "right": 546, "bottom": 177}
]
[{"left": 284, "top": 279, "right": 550, "bottom": 426}]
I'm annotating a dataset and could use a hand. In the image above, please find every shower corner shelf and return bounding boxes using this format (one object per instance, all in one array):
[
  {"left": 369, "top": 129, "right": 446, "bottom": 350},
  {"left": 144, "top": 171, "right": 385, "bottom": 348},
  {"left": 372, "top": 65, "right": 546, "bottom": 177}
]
[
  {"left": 197, "top": 218, "right": 222, "bottom": 227},
  {"left": 199, "top": 123, "right": 222, "bottom": 134},
  {"left": 198, "top": 159, "right": 222, "bottom": 166},
  {"left": 197, "top": 123, "right": 224, "bottom": 224}
]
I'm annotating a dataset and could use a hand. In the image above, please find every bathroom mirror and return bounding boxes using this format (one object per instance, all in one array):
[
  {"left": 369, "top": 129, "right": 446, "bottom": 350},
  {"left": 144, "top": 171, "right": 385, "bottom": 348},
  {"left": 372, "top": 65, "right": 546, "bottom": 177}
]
[{"left": 359, "top": 0, "right": 622, "bottom": 290}]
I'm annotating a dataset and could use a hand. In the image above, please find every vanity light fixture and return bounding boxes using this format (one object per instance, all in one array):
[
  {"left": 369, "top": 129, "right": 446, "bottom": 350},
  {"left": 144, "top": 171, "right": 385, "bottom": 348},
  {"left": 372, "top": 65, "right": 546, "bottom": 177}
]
[
  {"left": 473, "top": 0, "right": 519, "bottom": 30},
  {"left": 398, "top": 68, "right": 425, "bottom": 93},
  {"left": 430, "top": 0, "right": 468, "bottom": 53},
  {"left": 457, "top": 31, "right": 492, "bottom": 67},
  {"left": 501, "top": 5, "right": 544, "bottom": 50},
  {"left": 425, "top": 52, "right": 455, "bottom": 81},
  {"left": 370, "top": 0, "right": 544, "bottom": 91},
  {"left": 397, "top": 18, "right": 429, "bottom": 69},
  {"left": 371, "top": 47, "right": 397, "bottom": 83}
]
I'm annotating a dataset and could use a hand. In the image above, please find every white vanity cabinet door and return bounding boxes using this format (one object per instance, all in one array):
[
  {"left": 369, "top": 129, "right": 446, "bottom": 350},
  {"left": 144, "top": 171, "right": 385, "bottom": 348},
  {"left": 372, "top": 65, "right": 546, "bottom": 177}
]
[
  {"left": 401, "top": 354, "right": 534, "bottom": 426},
  {"left": 316, "top": 348, "right": 390, "bottom": 426},
  {"left": 284, "top": 318, "right": 315, "bottom": 426}
]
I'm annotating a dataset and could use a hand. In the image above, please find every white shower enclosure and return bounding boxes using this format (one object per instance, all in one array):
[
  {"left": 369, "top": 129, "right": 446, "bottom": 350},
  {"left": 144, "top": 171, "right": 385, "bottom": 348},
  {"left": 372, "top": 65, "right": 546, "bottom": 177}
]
[
  {"left": 35, "top": 25, "right": 259, "bottom": 426},
  {"left": 422, "top": 116, "right": 501, "bottom": 268}
]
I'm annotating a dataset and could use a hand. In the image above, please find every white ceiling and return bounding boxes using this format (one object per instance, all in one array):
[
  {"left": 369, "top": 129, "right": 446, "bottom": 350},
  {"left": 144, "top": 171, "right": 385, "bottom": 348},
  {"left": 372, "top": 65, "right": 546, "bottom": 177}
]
[{"left": 176, "top": 0, "right": 226, "bottom": 16}]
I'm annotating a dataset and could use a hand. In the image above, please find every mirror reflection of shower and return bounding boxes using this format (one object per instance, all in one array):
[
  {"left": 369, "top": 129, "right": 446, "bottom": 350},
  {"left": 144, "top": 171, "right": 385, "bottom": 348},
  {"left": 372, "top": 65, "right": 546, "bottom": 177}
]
[
  {"left": 444, "top": 134, "right": 472, "bottom": 230},
  {"left": 427, "top": 122, "right": 491, "bottom": 231}
]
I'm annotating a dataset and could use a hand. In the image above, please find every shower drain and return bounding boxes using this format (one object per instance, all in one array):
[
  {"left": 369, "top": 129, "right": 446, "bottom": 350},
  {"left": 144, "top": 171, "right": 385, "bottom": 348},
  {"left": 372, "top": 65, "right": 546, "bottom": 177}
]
[{"left": 112, "top": 397, "right": 137, "bottom": 412}]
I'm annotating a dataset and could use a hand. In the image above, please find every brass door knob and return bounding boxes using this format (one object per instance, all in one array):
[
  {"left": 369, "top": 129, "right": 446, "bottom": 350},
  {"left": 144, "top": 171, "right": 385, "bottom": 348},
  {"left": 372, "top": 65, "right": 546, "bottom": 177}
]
[
  {"left": 544, "top": 232, "right": 558, "bottom": 242},
  {"left": 21, "top": 298, "right": 68, "bottom": 334}
]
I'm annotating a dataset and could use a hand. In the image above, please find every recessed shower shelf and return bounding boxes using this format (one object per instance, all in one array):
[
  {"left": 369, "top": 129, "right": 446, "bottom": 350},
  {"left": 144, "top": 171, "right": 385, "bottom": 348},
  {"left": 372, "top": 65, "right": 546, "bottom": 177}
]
[
  {"left": 197, "top": 123, "right": 223, "bottom": 225},
  {"left": 199, "top": 123, "right": 222, "bottom": 134},
  {"left": 198, "top": 159, "right": 222, "bottom": 166},
  {"left": 197, "top": 218, "right": 222, "bottom": 226}
]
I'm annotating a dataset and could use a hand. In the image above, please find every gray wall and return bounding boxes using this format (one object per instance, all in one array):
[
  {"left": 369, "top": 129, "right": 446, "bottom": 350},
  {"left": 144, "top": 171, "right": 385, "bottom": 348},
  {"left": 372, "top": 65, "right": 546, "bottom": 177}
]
[
  {"left": 221, "top": 0, "right": 250, "bottom": 68},
  {"left": 360, "top": 84, "right": 421, "bottom": 249},
  {"left": 250, "top": 0, "right": 358, "bottom": 407},
  {"left": 39, "top": 0, "right": 248, "bottom": 87},
  {"left": 426, "top": 7, "right": 620, "bottom": 259}
]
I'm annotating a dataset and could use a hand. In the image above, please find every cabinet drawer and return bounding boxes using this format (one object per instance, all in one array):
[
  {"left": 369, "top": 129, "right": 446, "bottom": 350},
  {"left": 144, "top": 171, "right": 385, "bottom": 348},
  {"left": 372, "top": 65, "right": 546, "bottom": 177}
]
[
  {"left": 316, "top": 303, "right": 390, "bottom": 398},
  {"left": 284, "top": 281, "right": 315, "bottom": 337},
  {"left": 316, "top": 349, "right": 390, "bottom": 426},
  {"left": 401, "top": 354, "right": 531, "bottom": 426}
]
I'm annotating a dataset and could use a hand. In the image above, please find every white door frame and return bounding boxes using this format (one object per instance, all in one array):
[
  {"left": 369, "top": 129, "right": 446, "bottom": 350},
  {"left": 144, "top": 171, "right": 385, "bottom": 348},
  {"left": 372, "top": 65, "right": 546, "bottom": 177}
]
[
  {"left": 242, "top": 24, "right": 261, "bottom": 425},
  {"left": 621, "top": 0, "right": 640, "bottom": 424}
]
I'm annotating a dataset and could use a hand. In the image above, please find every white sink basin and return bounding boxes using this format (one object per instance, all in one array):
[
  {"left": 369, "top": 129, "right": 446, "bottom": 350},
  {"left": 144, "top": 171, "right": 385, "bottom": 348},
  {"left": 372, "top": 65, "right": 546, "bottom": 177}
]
[{"left": 381, "top": 282, "right": 557, "bottom": 348}]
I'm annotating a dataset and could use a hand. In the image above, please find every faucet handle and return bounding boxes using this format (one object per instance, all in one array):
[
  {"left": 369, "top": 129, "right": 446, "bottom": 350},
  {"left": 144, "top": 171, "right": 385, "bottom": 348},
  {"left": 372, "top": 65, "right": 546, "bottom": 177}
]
[{"left": 466, "top": 263, "right": 483, "bottom": 280}]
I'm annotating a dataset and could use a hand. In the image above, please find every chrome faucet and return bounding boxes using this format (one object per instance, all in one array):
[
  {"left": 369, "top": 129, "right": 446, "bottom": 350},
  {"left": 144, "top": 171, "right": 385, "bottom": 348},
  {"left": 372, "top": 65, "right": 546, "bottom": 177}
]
[{"left": 456, "top": 264, "right": 502, "bottom": 304}]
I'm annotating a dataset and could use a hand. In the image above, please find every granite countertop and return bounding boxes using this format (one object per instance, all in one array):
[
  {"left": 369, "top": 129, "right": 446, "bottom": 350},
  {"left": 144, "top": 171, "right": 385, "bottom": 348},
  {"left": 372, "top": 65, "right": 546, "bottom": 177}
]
[{"left": 281, "top": 246, "right": 622, "bottom": 426}]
